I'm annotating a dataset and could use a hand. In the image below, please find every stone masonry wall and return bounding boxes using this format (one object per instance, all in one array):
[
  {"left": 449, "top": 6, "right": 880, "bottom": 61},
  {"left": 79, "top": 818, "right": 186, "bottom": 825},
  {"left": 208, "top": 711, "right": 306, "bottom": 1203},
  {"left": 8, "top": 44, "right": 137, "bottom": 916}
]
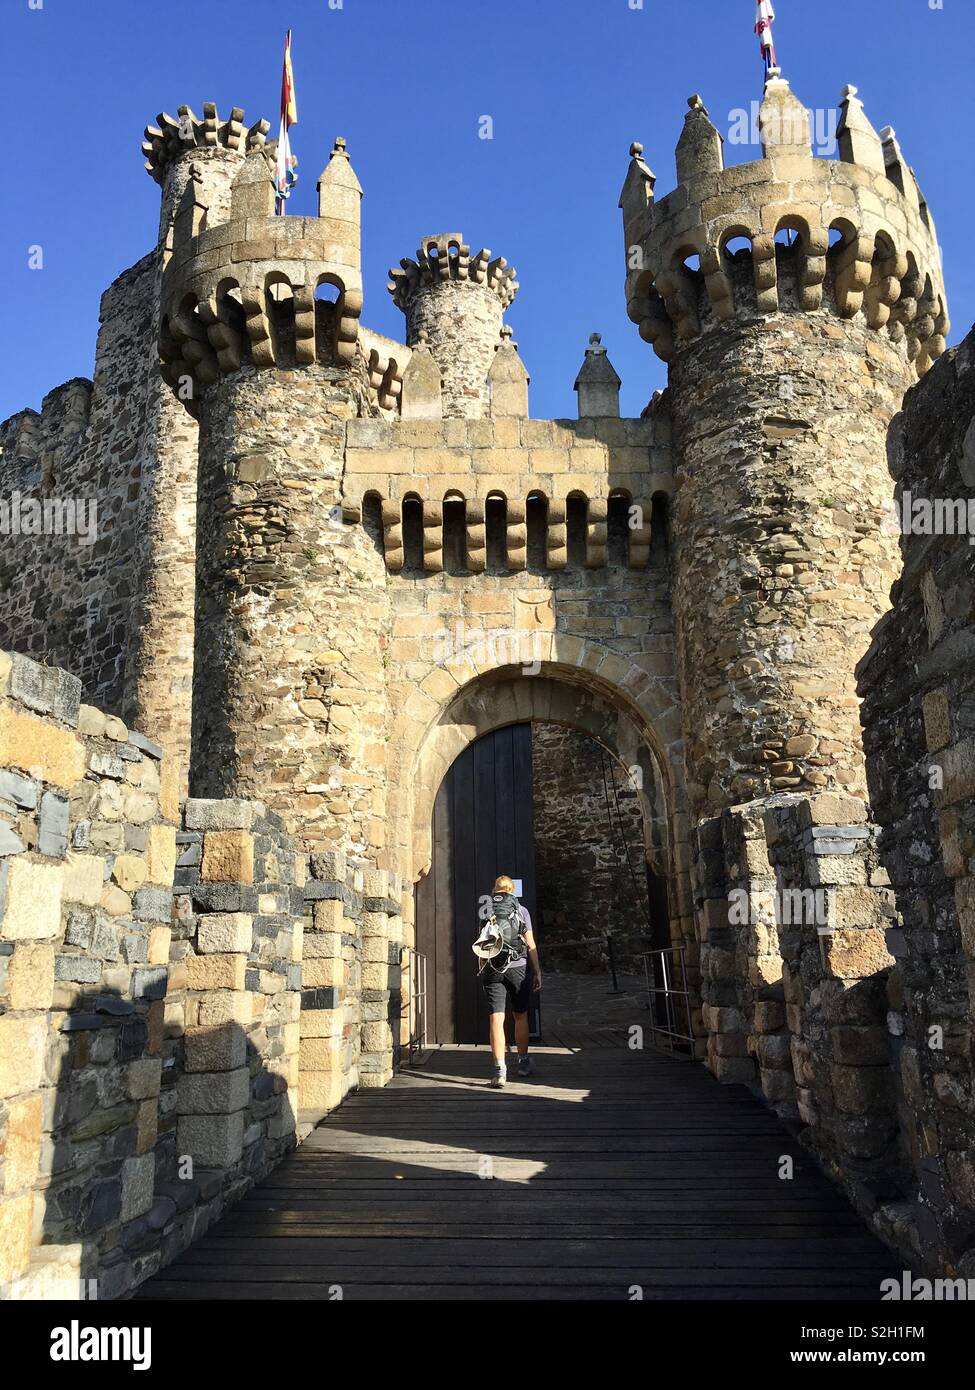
[
  {"left": 858, "top": 325, "right": 975, "bottom": 1278},
  {"left": 532, "top": 722, "right": 650, "bottom": 971},
  {"left": 0, "top": 650, "right": 179, "bottom": 1297},
  {"left": 0, "top": 652, "right": 373, "bottom": 1300},
  {"left": 191, "top": 361, "right": 391, "bottom": 862},
  {"left": 0, "top": 250, "right": 198, "bottom": 785}
]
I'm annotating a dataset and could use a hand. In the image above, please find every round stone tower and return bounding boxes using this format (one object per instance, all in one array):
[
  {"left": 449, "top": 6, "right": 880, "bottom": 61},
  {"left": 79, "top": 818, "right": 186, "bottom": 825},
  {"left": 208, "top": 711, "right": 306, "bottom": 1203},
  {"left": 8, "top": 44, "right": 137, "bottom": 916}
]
[
  {"left": 143, "top": 103, "right": 271, "bottom": 247},
  {"left": 158, "top": 129, "right": 391, "bottom": 860},
  {"left": 388, "top": 233, "right": 518, "bottom": 417},
  {"left": 622, "top": 79, "right": 948, "bottom": 816}
]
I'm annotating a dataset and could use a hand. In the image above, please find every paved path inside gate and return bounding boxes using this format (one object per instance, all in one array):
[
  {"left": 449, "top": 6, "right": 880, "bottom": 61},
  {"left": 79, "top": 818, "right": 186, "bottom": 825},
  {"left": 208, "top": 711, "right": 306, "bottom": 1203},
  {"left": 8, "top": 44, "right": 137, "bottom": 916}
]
[{"left": 138, "top": 1045, "right": 899, "bottom": 1301}]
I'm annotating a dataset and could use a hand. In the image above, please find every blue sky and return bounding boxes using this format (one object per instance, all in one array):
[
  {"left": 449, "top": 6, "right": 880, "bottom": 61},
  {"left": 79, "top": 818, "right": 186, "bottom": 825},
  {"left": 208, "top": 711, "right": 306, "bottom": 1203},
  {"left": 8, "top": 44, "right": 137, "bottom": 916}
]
[{"left": 2, "top": 0, "right": 972, "bottom": 423}]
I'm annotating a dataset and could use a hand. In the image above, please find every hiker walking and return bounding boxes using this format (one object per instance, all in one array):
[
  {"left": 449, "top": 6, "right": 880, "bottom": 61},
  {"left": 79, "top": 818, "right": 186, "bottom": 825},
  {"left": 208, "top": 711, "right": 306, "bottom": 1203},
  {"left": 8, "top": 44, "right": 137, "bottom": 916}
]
[{"left": 472, "top": 874, "right": 542, "bottom": 1088}]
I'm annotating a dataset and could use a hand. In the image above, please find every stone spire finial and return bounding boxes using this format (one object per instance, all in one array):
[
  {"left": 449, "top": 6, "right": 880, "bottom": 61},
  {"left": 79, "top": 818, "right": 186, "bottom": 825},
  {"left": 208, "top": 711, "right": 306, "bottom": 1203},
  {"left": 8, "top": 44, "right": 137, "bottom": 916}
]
[
  {"left": 318, "top": 134, "right": 363, "bottom": 223},
  {"left": 400, "top": 332, "right": 443, "bottom": 421},
  {"left": 487, "top": 328, "right": 529, "bottom": 419},
  {"left": 879, "top": 126, "right": 921, "bottom": 215},
  {"left": 574, "top": 333, "right": 621, "bottom": 419},
  {"left": 619, "top": 141, "right": 656, "bottom": 230},
  {"left": 837, "top": 84, "right": 885, "bottom": 174},
  {"left": 676, "top": 93, "right": 724, "bottom": 182},
  {"left": 759, "top": 75, "right": 811, "bottom": 158}
]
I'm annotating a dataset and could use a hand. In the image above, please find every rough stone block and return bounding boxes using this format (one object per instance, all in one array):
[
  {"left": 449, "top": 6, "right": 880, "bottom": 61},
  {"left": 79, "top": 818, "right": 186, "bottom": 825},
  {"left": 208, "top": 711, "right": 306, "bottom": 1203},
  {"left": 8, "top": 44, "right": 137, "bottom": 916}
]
[
  {"left": 146, "top": 825, "right": 177, "bottom": 887},
  {"left": 121, "top": 1152, "right": 155, "bottom": 1222},
  {"left": 133, "top": 885, "right": 172, "bottom": 922},
  {"left": 196, "top": 913, "right": 253, "bottom": 954},
  {"left": 176, "top": 1110, "right": 245, "bottom": 1168},
  {"left": 1, "top": 1094, "right": 42, "bottom": 1195},
  {"left": 159, "top": 760, "right": 180, "bottom": 824},
  {"left": 177, "top": 1066, "right": 250, "bottom": 1115},
  {"left": 201, "top": 830, "right": 255, "bottom": 884},
  {"left": 298, "top": 1069, "right": 346, "bottom": 1112},
  {"left": 823, "top": 926, "right": 896, "bottom": 981},
  {"left": 298, "top": 1005, "right": 344, "bottom": 1037},
  {"left": 298, "top": 1035, "right": 344, "bottom": 1070},
  {"left": 921, "top": 689, "right": 952, "bottom": 753},
  {"left": 198, "top": 990, "right": 253, "bottom": 1026},
  {"left": 0, "top": 1016, "right": 45, "bottom": 1098},
  {"left": 126, "top": 1058, "right": 162, "bottom": 1101},
  {"left": 37, "top": 792, "right": 69, "bottom": 858},
  {"left": 62, "top": 852, "right": 105, "bottom": 907},
  {"left": 0, "top": 706, "right": 85, "bottom": 788},
  {"left": 831, "top": 1063, "right": 892, "bottom": 1114},
  {"left": 0, "top": 1192, "right": 34, "bottom": 1284},
  {"left": 186, "top": 952, "right": 247, "bottom": 991},
  {"left": 798, "top": 794, "right": 869, "bottom": 829},
  {"left": 0, "top": 771, "right": 38, "bottom": 810},
  {"left": 148, "top": 926, "right": 172, "bottom": 965},
  {"left": 185, "top": 799, "right": 264, "bottom": 832},
  {"left": 6, "top": 941, "right": 54, "bottom": 1010},
  {"left": 0, "top": 857, "right": 63, "bottom": 939},
  {"left": 112, "top": 854, "right": 147, "bottom": 893},
  {"left": 9, "top": 654, "right": 81, "bottom": 725},
  {"left": 184, "top": 1024, "right": 247, "bottom": 1073},
  {"left": 301, "top": 958, "right": 345, "bottom": 989}
]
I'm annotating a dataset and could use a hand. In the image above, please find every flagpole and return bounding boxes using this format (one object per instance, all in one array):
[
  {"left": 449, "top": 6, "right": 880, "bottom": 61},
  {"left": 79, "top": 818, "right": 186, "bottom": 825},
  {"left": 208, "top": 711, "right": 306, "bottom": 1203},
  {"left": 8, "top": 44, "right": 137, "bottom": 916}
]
[{"left": 273, "top": 29, "right": 298, "bottom": 217}]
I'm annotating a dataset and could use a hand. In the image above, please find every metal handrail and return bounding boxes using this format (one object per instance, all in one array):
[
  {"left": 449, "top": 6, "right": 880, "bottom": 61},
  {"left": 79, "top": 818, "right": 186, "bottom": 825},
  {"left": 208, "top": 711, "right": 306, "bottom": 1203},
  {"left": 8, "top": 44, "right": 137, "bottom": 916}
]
[
  {"left": 640, "top": 945, "right": 696, "bottom": 1052},
  {"left": 401, "top": 946, "right": 428, "bottom": 1063}
]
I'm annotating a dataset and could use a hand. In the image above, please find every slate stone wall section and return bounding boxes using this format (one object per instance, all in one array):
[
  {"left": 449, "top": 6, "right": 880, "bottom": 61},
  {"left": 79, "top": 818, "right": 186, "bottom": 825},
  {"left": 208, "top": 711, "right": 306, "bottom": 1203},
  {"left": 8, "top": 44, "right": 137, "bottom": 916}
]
[
  {"left": 531, "top": 722, "right": 651, "bottom": 970},
  {"left": 189, "top": 363, "right": 392, "bottom": 859},
  {"left": 0, "top": 250, "right": 199, "bottom": 786},
  {"left": 858, "top": 326, "right": 975, "bottom": 1277}
]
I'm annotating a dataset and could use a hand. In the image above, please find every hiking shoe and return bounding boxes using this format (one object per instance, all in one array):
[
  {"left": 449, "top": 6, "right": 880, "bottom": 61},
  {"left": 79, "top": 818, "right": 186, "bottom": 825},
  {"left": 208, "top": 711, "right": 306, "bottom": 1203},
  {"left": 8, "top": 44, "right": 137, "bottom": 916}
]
[
  {"left": 516, "top": 1055, "right": 533, "bottom": 1078},
  {"left": 490, "top": 1064, "right": 507, "bottom": 1089}
]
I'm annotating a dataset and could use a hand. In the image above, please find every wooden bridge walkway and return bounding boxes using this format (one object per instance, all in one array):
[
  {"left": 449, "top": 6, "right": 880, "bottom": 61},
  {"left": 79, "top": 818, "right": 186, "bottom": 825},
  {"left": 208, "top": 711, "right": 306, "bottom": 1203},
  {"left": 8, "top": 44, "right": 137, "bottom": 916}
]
[{"left": 138, "top": 1044, "right": 898, "bottom": 1301}]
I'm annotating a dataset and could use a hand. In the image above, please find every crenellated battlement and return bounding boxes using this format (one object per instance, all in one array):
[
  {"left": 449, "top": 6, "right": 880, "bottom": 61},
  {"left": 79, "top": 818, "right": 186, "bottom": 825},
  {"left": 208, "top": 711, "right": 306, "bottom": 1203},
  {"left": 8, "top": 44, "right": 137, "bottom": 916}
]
[
  {"left": 339, "top": 413, "right": 673, "bottom": 572},
  {"left": 0, "top": 379, "right": 93, "bottom": 491},
  {"left": 388, "top": 235, "right": 519, "bottom": 312},
  {"left": 622, "top": 80, "right": 948, "bottom": 376},
  {"left": 157, "top": 136, "right": 364, "bottom": 408},
  {"left": 142, "top": 103, "right": 271, "bottom": 183}
]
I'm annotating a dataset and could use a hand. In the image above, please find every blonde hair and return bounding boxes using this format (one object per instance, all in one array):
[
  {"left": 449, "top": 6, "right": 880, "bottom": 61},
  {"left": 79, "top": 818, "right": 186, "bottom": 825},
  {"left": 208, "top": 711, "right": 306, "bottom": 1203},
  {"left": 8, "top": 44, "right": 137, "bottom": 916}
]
[{"left": 493, "top": 875, "right": 516, "bottom": 894}]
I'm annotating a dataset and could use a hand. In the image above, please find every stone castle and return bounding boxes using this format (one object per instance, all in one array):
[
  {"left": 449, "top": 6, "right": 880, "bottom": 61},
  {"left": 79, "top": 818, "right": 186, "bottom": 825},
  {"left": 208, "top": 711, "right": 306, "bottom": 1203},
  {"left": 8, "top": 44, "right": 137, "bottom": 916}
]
[{"left": 0, "top": 68, "right": 973, "bottom": 1297}]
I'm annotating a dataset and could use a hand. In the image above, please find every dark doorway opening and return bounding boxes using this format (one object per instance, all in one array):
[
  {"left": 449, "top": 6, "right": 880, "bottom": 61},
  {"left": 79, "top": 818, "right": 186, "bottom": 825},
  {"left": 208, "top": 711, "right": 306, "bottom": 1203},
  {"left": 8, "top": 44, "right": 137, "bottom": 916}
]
[{"left": 415, "top": 720, "right": 672, "bottom": 1045}]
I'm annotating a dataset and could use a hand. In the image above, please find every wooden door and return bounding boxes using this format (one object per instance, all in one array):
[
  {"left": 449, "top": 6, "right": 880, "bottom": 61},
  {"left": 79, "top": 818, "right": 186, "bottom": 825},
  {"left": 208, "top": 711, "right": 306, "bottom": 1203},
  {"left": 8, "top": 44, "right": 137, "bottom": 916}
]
[{"left": 415, "top": 723, "right": 537, "bottom": 1044}]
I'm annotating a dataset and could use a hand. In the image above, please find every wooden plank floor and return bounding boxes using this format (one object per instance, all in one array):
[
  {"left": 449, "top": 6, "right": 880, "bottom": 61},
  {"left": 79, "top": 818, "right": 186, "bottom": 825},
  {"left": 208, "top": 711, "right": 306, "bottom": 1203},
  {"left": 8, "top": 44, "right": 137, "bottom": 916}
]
[{"left": 137, "top": 1044, "right": 900, "bottom": 1301}]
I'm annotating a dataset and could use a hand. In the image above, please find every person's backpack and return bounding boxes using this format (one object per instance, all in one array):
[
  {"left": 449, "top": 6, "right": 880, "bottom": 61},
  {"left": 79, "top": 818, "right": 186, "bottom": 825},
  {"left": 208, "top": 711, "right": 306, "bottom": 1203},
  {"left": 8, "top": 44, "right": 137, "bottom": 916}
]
[{"left": 481, "top": 892, "right": 526, "bottom": 972}]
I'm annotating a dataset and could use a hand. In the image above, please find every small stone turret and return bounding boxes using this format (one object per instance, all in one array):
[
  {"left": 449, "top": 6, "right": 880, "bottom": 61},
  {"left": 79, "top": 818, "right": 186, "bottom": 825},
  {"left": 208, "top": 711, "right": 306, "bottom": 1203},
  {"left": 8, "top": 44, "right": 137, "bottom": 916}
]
[
  {"left": 144, "top": 103, "right": 270, "bottom": 245},
  {"left": 574, "top": 333, "right": 621, "bottom": 418},
  {"left": 388, "top": 233, "right": 519, "bottom": 418}
]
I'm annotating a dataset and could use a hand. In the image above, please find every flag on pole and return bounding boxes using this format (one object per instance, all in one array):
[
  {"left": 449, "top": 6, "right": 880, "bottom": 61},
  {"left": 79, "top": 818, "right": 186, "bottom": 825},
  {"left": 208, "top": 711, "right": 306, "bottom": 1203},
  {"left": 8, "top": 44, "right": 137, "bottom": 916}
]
[
  {"left": 273, "top": 30, "right": 298, "bottom": 215},
  {"left": 755, "top": 1, "right": 778, "bottom": 74}
]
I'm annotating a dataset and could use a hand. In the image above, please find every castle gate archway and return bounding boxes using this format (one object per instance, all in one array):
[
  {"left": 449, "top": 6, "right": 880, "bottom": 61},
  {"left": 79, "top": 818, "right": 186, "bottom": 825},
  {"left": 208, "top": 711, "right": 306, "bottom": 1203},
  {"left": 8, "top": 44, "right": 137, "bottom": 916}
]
[{"left": 407, "top": 669, "right": 686, "bottom": 1044}]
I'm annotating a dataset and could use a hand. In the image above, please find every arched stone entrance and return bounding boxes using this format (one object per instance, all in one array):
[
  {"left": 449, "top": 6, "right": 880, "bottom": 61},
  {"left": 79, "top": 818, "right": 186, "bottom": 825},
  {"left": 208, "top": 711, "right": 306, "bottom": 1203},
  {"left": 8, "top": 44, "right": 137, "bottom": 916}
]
[{"left": 391, "top": 659, "right": 696, "bottom": 1041}]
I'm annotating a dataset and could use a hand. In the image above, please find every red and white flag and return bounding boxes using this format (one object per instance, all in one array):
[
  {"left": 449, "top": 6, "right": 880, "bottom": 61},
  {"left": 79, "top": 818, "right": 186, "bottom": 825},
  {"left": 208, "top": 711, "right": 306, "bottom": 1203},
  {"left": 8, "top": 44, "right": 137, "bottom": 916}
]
[{"left": 755, "top": 1, "right": 777, "bottom": 72}]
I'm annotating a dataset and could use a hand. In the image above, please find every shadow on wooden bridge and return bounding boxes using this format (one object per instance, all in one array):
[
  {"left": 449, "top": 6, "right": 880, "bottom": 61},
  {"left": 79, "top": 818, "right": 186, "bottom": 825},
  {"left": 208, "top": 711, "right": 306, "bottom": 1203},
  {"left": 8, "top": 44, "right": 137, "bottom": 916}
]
[{"left": 137, "top": 1043, "right": 899, "bottom": 1301}]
